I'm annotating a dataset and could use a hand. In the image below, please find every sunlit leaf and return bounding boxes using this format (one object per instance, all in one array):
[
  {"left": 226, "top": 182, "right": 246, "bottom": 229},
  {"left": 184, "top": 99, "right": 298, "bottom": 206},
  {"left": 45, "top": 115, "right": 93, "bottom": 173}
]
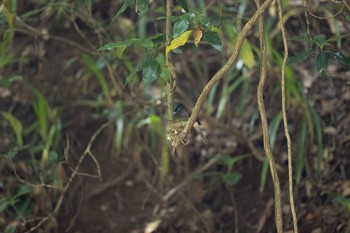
[
  {"left": 166, "top": 30, "right": 192, "bottom": 55},
  {"left": 240, "top": 39, "right": 255, "bottom": 68},
  {"left": 287, "top": 50, "right": 311, "bottom": 65},
  {"left": 145, "top": 219, "right": 162, "bottom": 233},
  {"left": 315, "top": 51, "right": 328, "bottom": 76},
  {"left": 210, "top": 26, "right": 219, "bottom": 33},
  {"left": 136, "top": 0, "right": 149, "bottom": 15},
  {"left": 176, "top": 0, "right": 189, "bottom": 12},
  {"left": 203, "top": 29, "right": 222, "bottom": 51}
]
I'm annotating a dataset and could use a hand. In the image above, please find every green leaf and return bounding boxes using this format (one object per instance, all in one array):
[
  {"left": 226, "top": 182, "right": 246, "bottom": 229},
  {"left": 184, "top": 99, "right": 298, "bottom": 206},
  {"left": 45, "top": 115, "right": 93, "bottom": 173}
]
[
  {"left": 173, "top": 18, "right": 189, "bottom": 38},
  {"left": 136, "top": 0, "right": 149, "bottom": 15},
  {"left": 333, "top": 196, "right": 350, "bottom": 212},
  {"left": 0, "top": 197, "right": 12, "bottom": 212},
  {"left": 2, "top": 112, "right": 23, "bottom": 146},
  {"left": 222, "top": 173, "right": 242, "bottom": 185},
  {"left": 81, "top": 54, "right": 110, "bottom": 99},
  {"left": 98, "top": 38, "right": 139, "bottom": 51},
  {"left": 0, "top": 75, "right": 22, "bottom": 88},
  {"left": 156, "top": 54, "right": 170, "bottom": 82},
  {"left": 139, "top": 38, "right": 154, "bottom": 50},
  {"left": 239, "top": 39, "right": 255, "bottom": 68},
  {"left": 259, "top": 157, "right": 269, "bottom": 192},
  {"left": 176, "top": 0, "right": 190, "bottom": 12},
  {"left": 287, "top": 50, "right": 311, "bottom": 65},
  {"left": 332, "top": 51, "right": 350, "bottom": 69},
  {"left": 295, "top": 116, "right": 307, "bottom": 184},
  {"left": 112, "top": 0, "right": 132, "bottom": 20},
  {"left": 269, "top": 112, "right": 282, "bottom": 149},
  {"left": 15, "top": 185, "right": 32, "bottom": 198},
  {"left": 142, "top": 57, "right": 159, "bottom": 85},
  {"left": 149, "top": 33, "right": 165, "bottom": 45},
  {"left": 125, "top": 59, "right": 144, "bottom": 85},
  {"left": 31, "top": 87, "right": 49, "bottom": 140},
  {"left": 203, "top": 29, "right": 222, "bottom": 51},
  {"left": 173, "top": 13, "right": 194, "bottom": 38},
  {"left": 217, "top": 154, "right": 249, "bottom": 169},
  {"left": 315, "top": 51, "right": 328, "bottom": 76},
  {"left": 313, "top": 34, "right": 327, "bottom": 49}
]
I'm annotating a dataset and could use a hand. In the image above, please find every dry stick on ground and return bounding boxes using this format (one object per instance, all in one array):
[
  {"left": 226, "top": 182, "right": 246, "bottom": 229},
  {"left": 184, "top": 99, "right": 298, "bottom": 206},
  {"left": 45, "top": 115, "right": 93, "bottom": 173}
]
[
  {"left": 173, "top": 0, "right": 274, "bottom": 152},
  {"left": 24, "top": 123, "right": 108, "bottom": 233},
  {"left": 255, "top": 0, "right": 283, "bottom": 232},
  {"left": 277, "top": 0, "right": 299, "bottom": 232}
]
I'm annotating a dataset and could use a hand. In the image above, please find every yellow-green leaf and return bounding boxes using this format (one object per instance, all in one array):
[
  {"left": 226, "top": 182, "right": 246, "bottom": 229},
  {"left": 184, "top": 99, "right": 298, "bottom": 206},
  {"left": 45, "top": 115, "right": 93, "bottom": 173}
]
[
  {"left": 240, "top": 39, "right": 255, "bottom": 69},
  {"left": 166, "top": 30, "right": 192, "bottom": 55},
  {"left": 2, "top": 112, "right": 23, "bottom": 146}
]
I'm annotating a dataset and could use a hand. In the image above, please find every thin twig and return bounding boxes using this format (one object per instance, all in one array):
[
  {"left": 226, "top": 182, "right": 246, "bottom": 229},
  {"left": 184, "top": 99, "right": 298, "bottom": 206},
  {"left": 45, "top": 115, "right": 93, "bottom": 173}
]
[
  {"left": 15, "top": 16, "right": 99, "bottom": 56},
  {"left": 24, "top": 123, "right": 108, "bottom": 233},
  {"left": 163, "top": 155, "right": 219, "bottom": 201}
]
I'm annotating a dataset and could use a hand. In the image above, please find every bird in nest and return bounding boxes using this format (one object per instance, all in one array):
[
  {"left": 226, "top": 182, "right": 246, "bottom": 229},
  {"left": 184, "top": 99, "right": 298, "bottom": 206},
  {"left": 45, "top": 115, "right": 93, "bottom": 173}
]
[{"left": 166, "top": 103, "right": 208, "bottom": 148}]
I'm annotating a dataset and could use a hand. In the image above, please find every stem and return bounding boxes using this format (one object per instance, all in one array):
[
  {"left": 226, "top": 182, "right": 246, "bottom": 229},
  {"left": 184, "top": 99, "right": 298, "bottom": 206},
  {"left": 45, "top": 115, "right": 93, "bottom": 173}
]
[
  {"left": 165, "top": 0, "right": 174, "bottom": 120},
  {"left": 174, "top": 0, "right": 274, "bottom": 151}
]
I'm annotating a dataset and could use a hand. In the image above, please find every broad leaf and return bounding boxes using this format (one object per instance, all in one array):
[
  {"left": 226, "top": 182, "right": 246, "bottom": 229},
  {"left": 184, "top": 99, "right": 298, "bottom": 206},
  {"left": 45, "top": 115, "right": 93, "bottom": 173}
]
[
  {"left": 332, "top": 51, "right": 350, "bottom": 69},
  {"left": 166, "top": 30, "right": 192, "bottom": 55},
  {"left": 313, "top": 34, "right": 327, "bottom": 49},
  {"left": 136, "top": 0, "right": 149, "bottom": 15},
  {"left": 142, "top": 57, "right": 159, "bottom": 84},
  {"left": 203, "top": 29, "right": 222, "bottom": 51},
  {"left": 173, "top": 13, "right": 194, "bottom": 38},
  {"left": 176, "top": 0, "right": 189, "bottom": 12},
  {"left": 139, "top": 38, "right": 154, "bottom": 50},
  {"left": 156, "top": 54, "right": 170, "bottom": 82},
  {"left": 287, "top": 50, "right": 311, "bottom": 65},
  {"left": 316, "top": 51, "right": 328, "bottom": 76}
]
